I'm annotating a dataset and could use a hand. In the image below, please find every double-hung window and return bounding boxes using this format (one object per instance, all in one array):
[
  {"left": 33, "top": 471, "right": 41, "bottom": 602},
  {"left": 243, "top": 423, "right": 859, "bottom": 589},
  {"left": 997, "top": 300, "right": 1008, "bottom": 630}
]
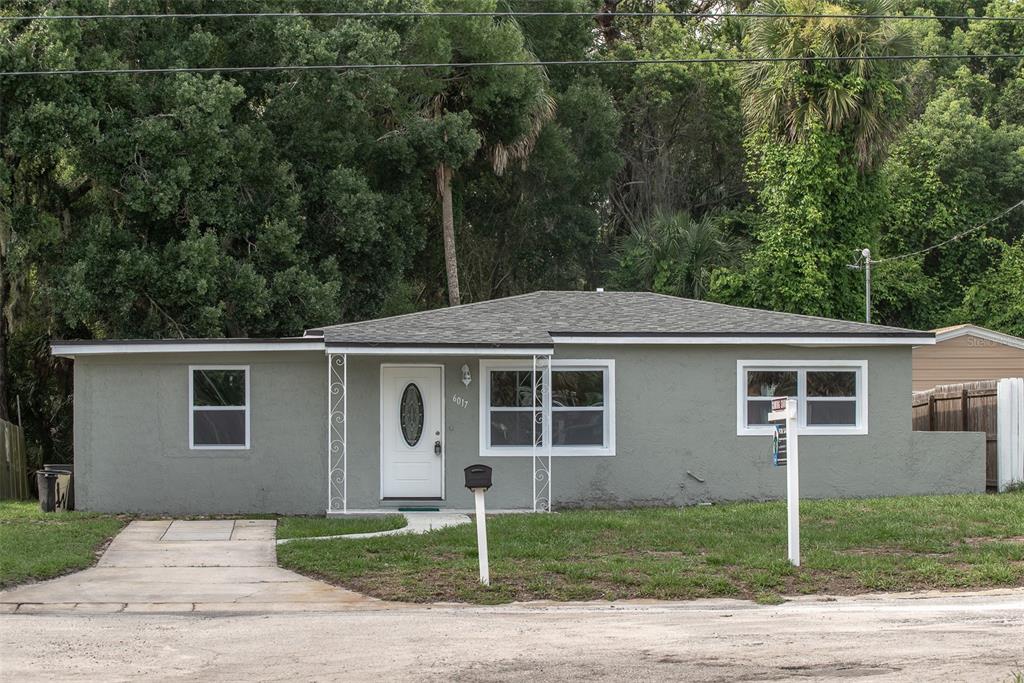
[
  {"left": 189, "top": 366, "right": 250, "bottom": 449},
  {"left": 737, "top": 360, "right": 866, "bottom": 435},
  {"left": 480, "top": 359, "right": 615, "bottom": 456}
]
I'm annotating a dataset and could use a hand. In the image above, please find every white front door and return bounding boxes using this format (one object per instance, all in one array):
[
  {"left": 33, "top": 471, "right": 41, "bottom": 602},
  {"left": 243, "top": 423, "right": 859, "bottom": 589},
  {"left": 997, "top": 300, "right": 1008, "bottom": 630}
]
[{"left": 381, "top": 365, "right": 444, "bottom": 499}]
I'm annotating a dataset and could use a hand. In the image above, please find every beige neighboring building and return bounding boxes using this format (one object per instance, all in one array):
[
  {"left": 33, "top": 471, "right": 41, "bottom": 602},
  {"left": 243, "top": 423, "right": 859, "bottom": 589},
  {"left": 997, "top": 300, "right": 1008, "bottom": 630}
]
[{"left": 912, "top": 324, "right": 1024, "bottom": 392}]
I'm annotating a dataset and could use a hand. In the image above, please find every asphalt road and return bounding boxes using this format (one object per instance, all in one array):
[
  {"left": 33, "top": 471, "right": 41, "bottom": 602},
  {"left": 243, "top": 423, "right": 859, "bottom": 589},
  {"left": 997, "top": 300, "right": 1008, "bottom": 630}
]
[{"left": 2, "top": 589, "right": 1022, "bottom": 682}]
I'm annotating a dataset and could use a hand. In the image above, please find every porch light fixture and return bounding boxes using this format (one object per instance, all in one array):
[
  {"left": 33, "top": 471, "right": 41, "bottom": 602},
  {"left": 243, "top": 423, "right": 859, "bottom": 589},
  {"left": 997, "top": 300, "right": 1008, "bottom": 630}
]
[{"left": 461, "top": 364, "right": 472, "bottom": 387}]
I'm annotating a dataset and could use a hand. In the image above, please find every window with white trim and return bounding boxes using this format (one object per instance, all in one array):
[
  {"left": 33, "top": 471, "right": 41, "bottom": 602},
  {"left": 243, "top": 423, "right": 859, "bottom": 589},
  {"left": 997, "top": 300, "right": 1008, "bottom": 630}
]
[
  {"left": 189, "top": 366, "right": 250, "bottom": 449},
  {"left": 737, "top": 361, "right": 866, "bottom": 435},
  {"left": 480, "top": 360, "right": 615, "bottom": 456}
]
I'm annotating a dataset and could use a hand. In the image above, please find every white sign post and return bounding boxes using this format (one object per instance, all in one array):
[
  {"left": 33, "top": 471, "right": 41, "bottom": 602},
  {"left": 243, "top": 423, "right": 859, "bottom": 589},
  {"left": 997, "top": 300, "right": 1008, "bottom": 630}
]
[
  {"left": 473, "top": 488, "right": 490, "bottom": 585},
  {"left": 769, "top": 397, "right": 800, "bottom": 567}
]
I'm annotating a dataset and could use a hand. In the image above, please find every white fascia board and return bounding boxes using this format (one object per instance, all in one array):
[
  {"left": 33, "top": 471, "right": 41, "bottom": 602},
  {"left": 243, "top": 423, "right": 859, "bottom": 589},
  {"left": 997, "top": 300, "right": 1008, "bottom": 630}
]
[
  {"left": 935, "top": 325, "right": 1024, "bottom": 350},
  {"left": 51, "top": 341, "right": 326, "bottom": 357},
  {"left": 550, "top": 335, "right": 935, "bottom": 346},
  {"left": 326, "top": 346, "right": 554, "bottom": 356}
]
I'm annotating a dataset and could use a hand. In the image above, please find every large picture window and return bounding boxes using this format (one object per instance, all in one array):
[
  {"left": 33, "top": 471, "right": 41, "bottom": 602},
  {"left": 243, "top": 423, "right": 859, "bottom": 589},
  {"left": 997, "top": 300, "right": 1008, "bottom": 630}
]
[
  {"left": 190, "top": 366, "right": 250, "bottom": 449},
  {"left": 737, "top": 361, "right": 866, "bottom": 435},
  {"left": 480, "top": 360, "right": 615, "bottom": 456}
]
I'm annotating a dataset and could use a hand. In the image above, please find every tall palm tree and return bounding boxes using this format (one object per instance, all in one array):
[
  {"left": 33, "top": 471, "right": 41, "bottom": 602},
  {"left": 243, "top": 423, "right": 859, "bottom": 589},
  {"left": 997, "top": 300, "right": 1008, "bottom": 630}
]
[
  {"left": 432, "top": 91, "right": 556, "bottom": 307},
  {"left": 741, "top": 0, "right": 915, "bottom": 169}
]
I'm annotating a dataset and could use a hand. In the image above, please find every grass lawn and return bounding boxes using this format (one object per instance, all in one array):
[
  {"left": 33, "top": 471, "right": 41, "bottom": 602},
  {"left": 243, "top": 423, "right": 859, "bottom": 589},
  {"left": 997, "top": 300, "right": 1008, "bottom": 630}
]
[
  {"left": 277, "top": 514, "right": 406, "bottom": 540},
  {"left": 277, "top": 493, "right": 1024, "bottom": 604},
  {"left": 0, "top": 501, "right": 127, "bottom": 589}
]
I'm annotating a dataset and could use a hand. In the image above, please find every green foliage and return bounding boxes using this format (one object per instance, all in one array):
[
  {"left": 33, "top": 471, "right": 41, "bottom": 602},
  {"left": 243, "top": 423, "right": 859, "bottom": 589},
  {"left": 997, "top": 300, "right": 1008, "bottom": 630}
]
[
  {"left": 871, "top": 0, "right": 1024, "bottom": 328},
  {"left": 875, "top": 84, "right": 1024, "bottom": 326},
  {"left": 957, "top": 241, "right": 1024, "bottom": 336},
  {"left": 599, "top": 7, "right": 747, "bottom": 233},
  {"left": 741, "top": 0, "right": 915, "bottom": 171},
  {"left": 612, "top": 211, "right": 743, "bottom": 299},
  {"left": 277, "top": 514, "right": 407, "bottom": 540},
  {"left": 0, "top": 501, "right": 125, "bottom": 588},
  {"left": 0, "top": 0, "right": 622, "bottom": 459},
  {"left": 716, "top": 0, "right": 919, "bottom": 319},
  {"left": 1, "top": 0, "right": 1022, "bottom": 464},
  {"left": 712, "top": 128, "right": 884, "bottom": 318}
]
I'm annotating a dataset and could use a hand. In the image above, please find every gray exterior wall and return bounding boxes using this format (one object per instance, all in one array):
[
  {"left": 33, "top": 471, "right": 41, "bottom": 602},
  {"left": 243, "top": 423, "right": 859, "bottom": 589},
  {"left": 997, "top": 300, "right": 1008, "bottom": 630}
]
[
  {"left": 344, "top": 345, "right": 985, "bottom": 510},
  {"left": 71, "top": 344, "right": 986, "bottom": 514},
  {"left": 74, "top": 352, "right": 326, "bottom": 514}
]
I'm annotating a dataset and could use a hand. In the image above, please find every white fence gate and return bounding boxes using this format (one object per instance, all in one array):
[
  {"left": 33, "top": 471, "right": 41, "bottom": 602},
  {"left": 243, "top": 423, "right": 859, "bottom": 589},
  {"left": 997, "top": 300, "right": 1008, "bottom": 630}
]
[{"left": 997, "top": 377, "right": 1024, "bottom": 491}]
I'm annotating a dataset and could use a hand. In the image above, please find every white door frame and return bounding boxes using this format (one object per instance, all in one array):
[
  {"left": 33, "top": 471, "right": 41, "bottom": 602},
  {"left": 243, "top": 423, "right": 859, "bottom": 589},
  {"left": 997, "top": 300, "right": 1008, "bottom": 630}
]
[{"left": 379, "top": 363, "right": 446, "bottom": 500}]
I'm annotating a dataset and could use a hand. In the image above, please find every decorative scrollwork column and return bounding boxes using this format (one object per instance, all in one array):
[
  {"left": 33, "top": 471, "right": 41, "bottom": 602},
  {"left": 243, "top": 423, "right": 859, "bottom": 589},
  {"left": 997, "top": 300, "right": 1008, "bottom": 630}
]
[
  {"left": 327, "top": 354, "right": 347, "bottom": 512},
  {"left": 532, "top": 354, "right": 552, "bottom": 513}
]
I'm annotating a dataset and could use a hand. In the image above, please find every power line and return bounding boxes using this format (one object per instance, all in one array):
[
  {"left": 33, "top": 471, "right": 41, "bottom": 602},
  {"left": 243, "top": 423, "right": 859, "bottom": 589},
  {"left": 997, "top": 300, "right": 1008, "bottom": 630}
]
[
  {"left": 3, "top": 53, "right": 1021, "bottom": 78},
  {"left": 1, "top": 10, "right": 1022, "bottom": 22},
  {"left": 874, "top": 199, "right": 1024, "bottom": 264}
]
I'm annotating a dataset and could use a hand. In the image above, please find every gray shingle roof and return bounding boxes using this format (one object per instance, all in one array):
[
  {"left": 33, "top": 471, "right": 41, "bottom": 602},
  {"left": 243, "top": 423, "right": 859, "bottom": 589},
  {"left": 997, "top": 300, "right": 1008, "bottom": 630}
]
[{"left": 312, "top": 291, "right": 930, "bottom": 347}]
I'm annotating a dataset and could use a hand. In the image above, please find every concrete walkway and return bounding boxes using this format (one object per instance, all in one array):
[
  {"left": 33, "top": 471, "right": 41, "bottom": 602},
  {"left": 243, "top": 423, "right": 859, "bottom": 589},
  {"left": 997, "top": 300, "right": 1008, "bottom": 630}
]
[
  {"left": 0, "top": 519, "right": 389, "bottom": 614},
  {"left": 277, "top": 511, "right": 471, "bottom": 544}
]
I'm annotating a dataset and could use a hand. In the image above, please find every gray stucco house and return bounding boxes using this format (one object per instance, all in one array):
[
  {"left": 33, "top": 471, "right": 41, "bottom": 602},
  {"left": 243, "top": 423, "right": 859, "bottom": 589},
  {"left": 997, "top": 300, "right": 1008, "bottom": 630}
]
[{"left": 51, "top": 291, "right": 986, "bottom": 515}]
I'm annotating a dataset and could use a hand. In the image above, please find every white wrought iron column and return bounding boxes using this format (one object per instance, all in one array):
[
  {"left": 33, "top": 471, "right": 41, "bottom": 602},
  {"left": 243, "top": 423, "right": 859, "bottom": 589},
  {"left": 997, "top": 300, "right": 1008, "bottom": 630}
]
[
  {"left": 327, "top": 354, "right": 347, "bottom": 513},
  {"left": 544, "top": 353, "right": 552, "bottom": 511},
  {"left": 532, "top": 354, "right": 553, "bottom": 513},
  {"left": 532, "top": 354, "right": 538, "bottom": 511}
]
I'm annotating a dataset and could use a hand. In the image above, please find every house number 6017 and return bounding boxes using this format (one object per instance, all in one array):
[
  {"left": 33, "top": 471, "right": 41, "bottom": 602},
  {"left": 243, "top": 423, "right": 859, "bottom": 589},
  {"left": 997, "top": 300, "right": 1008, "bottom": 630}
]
[{"left": 452, "top": 394, "right": 470, "bottom": 409}]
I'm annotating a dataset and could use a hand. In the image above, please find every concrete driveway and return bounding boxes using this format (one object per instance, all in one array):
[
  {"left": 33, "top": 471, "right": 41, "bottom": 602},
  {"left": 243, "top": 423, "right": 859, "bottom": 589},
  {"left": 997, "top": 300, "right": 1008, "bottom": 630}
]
[{"left": 0, "top": 519, "right": 385, "bottom": 613}]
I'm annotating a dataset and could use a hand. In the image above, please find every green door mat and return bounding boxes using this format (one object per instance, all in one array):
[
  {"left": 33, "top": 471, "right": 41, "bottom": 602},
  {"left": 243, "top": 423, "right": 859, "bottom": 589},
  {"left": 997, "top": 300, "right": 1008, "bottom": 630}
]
[{"left": 398, "top": 506, "right": 440, "bottom": 512}]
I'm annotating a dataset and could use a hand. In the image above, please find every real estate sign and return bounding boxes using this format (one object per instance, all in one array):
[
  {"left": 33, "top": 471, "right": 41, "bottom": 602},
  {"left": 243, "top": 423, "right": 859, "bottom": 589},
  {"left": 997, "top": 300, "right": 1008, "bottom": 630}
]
[
  {"left": 769, "top": 396, "right": 794, "bottom": 467},
  {"left": 771, "top": 422, "right": 788, "bottom": 466}
]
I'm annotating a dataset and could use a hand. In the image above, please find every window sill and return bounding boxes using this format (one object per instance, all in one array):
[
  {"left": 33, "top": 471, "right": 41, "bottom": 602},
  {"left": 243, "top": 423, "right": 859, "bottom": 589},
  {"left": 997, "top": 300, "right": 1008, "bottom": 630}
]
[
  {"left": 737, "top": 426, "right": 867, "bottom": 437},
  {"left": 481, "top": 447, "right": 616, "bottom": 457}
]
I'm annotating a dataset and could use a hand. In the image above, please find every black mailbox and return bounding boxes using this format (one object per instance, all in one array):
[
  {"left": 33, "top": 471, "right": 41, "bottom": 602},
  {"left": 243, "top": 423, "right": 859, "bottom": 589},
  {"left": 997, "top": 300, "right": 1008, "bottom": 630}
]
[{"left": 464, "top": 464, "right": 493, "bottom": 491}]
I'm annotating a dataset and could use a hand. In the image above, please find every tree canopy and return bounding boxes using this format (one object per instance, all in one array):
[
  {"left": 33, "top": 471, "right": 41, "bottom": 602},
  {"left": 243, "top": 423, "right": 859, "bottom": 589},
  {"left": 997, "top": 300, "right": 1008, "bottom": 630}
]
[{"left": 1, "top": 0, "right": 1022, "bottom": 464}]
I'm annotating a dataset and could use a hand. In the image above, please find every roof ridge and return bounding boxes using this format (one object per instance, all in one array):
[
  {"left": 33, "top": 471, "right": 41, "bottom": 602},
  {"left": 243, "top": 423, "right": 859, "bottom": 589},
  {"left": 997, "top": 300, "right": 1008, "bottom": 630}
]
[
  {"left": 311, "top": 291, "right": 544, "bottom": 334},
  {"left": 317, "top": 290, "right": 936, "bottom": 346}
]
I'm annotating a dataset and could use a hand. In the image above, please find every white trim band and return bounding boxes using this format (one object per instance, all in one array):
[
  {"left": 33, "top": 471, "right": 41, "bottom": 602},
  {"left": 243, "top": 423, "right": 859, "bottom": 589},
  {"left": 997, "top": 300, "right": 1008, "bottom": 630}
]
[
  {"left": 53, "top": 341, "right": 326, "bottom": 356},
  {"left": 551, "top": 335, "right": 933, "bottom": 346}
]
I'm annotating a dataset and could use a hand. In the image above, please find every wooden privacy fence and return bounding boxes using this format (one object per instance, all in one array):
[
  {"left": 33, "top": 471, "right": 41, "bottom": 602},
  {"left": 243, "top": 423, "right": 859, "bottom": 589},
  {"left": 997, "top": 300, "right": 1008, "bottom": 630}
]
[
  {"left": 0, "top": 418, "right": 30, "bottom": 500},
  {"left": 913, "top": 378, "right": 1024, "bottom": 490}
]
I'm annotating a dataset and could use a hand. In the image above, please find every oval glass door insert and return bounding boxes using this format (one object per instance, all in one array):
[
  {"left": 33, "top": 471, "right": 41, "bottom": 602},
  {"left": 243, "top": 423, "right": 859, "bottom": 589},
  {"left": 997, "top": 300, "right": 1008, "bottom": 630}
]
[{"left": 400, "top": 383, "right": 425, "bottom": 447}]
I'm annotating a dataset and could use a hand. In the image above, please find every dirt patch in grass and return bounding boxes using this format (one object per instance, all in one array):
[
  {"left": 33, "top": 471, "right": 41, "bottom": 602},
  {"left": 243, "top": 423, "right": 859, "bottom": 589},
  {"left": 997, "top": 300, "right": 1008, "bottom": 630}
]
[
  {"left": 840, "top": 546, "right": 952, "bottom": 558},
  {"left": 964, "top": 535, "right": 1024, "bottom": 546}
]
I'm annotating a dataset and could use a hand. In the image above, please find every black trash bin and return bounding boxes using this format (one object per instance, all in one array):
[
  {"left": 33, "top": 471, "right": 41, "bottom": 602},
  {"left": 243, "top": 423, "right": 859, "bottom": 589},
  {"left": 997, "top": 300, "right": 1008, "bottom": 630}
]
[
  {"left": 44, "top": 463, "right": 74, "bottom": 510},
  {"left": 36, "top": 470, "right": 59, "bottom": 513}
]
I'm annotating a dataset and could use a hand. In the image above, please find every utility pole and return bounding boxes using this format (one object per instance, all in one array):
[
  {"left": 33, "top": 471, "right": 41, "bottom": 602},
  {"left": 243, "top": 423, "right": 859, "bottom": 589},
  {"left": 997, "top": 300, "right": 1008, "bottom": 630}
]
[{"left": 862, "top": 248, "right": 872, "bottom": 324}]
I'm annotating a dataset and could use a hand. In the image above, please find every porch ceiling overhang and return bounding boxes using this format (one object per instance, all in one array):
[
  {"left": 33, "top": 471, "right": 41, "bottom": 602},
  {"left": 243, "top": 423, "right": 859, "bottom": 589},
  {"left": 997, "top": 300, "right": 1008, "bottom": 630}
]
[{"left": 324, "top": 343, "right": 554, "bottom": 356}]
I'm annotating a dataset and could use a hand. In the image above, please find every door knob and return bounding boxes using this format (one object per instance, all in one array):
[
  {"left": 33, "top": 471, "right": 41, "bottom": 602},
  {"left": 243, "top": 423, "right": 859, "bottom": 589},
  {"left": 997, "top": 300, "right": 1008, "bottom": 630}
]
[{"left": 434, "top": 440, "right": 442, "bottom": 456}]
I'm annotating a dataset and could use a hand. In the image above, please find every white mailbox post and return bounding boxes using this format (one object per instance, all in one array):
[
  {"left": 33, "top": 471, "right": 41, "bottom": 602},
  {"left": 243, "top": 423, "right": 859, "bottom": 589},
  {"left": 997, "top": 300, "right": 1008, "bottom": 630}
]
[{"left": 769, "top": 397, "right": 800, "bottom": 567}]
